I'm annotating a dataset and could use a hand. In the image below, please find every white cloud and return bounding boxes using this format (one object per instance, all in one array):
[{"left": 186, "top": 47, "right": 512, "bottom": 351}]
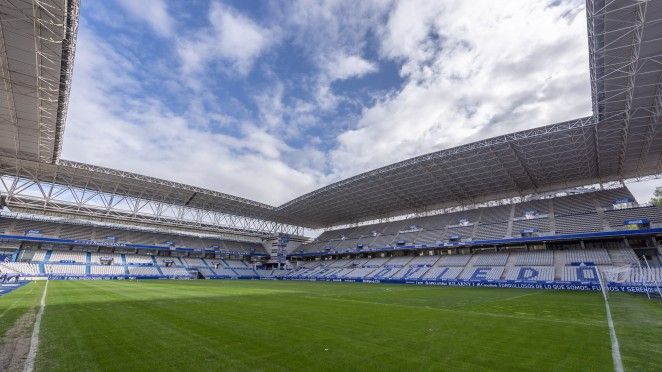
[
  {"left": 325, "top": 54, "right": 378, "bottom": 81},
  {"left": 271, "top": 1, "right": 392, "bottom": 112},
  {"left": 178, "top": 2, "right": 273, "bottom": 75},
  {"left": 63, "top": 27, "right": 321, "bottom": 205},
  {"left": 116, "top": 0, "right": 174, "bottom": 37},
  {"left": 627, "top": 179, "right": 662, "bottom": 204},
  {"left": 330, "top": 0, "right": 591, "bottom": 178}
]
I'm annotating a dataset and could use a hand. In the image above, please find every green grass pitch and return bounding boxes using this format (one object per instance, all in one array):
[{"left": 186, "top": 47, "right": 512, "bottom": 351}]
[{"left": 0, "top": 280, "right": 660, "bottom": 371}]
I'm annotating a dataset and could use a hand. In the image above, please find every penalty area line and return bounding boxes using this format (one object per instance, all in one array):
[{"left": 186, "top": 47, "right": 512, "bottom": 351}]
[{"left": 23, "top": 280, "right": 48, "bottom": 372}]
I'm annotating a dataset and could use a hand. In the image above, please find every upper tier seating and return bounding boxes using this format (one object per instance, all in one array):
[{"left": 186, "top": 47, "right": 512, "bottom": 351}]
[
  {"left": 555, "top": 213, "right": 603, "bottom": 234},
  {"left": 12, "top": 220, "right": 60, "bottom": 237},
  {"left": 552, "top": 193, "right": 597, "bottom": 216},
  {"left": 473, "top": 223, "right": 508, "bottom": 240},
  {"left": 595, "top": 187, "right": 636, "bottom": 209},
  {"left": 604, "top": 206, "right": 662, "bottom": 228},
  {"left": 297, "top": 187, "right": 639, "bottom": 254},
  {"left": 479, "top": 205, "right": 512, "bottom": 224},
  {"left": 511, "top": 218, "right": 551, "bottom": 236},
  {"left": 0, "top": 215, "right": 268, "bottom": 255},
  {"left": 514, "top": 199, "right": 550, "bottom": 217},
  {"left": 415, "top": 229, "right": 447, "bottom": 244}
]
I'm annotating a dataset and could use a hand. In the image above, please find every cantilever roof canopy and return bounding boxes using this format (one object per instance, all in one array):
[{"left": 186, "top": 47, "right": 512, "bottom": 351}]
[
  {"left": 276, "top": 116, "right": 660, "bottom": 227},
  {"left": 0, "top": 0, "right": 661, "bottom": 230},
  {"left": 0, "top": 157, "right": 279, "bottom": 221},
  {"left": 0, "top": 0, "right": 78, "bottom": 163},
  {"left": 588, "top": 0, "right": 662, "bottom": 181}
]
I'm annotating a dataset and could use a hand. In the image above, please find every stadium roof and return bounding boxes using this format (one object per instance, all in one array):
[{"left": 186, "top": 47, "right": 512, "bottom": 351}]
[
  {"left": 0, "top": 0, "right": 78, "bottom": 164},
  {"left": 0, "top": 0, "right": 661, "bottom": 231},
  {"left": 0, "top": 156, "right": 277, "bottom": 221}
]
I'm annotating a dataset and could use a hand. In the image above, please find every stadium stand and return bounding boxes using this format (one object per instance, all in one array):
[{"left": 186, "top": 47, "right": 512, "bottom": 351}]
[
  {"left": 565, "top": 249, "right": 611, "bottom": 265},
  {"left": 160, "top": 267, "right": 191, "bottom": 277},
  {"left": 49, "top": 251, "right": 87, "bottom": 263},
  {"left": 0, "top": 263, "right": 40, "bottom": 276},
  {"left": 182, "top": 257, "right": 207, "bottom": 268},
  {"left": 461, "top": 267, "right": 504, "bottom": 281},
  {"left": 514, "top": 251, "right": 553, "bottom": 266},
  {"left": 0, "top": 0, "right": 659, "bottom": 303},
  {"left": 472, "top": 252, "right": 509, "bottom": 266},
  {"left": 90, "top": 265, "right": 125, "bottom": 276},
  {"left": 422, "top": 267, "right": 463, "bottom": 280},
  {"left": 438, "top": 255, "right": 472, "bottom": 266},
  {"left": 561, "top": 266, "right": 599, "bottom": 282},
  {"left": 296, "top": 187, "right": 662, "bottom": 255},
  {"left": 211, "top": 267, "right": 238, "bottom": 278},
  {"left": 45, "top": 264, "right": 86, "bottom": 276},
  {"left": 124, "top": 255, "right": 154, "bottom": 265},
  {"left": 0, "top": 186, "right": 657, "bottom": 291},
  {"left": 628, "top": 268, "right": 662, "bottom": 284},
  {"left": 90, "top": 252, "right": 123, "bottom": 265},
  {"left": 31, "top": 250, "right": 48, "bottom": 262},
  {"left": 128, "top": 266, "right": 161, "bottom": 277},
  {"left": 0, "top": 214, "right": 266, "bottom": 256}
]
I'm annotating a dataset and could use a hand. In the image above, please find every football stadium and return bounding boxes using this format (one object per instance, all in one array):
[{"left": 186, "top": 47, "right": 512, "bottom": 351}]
[{"left": 1, "top": 0, "right": 662, "bottom": 371}]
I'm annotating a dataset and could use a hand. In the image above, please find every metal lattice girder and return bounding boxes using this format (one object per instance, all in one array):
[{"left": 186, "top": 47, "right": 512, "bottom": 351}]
[
  {"left": 0, "top": 0, "right": 78, "bottom": 163},
  {"left": 588, "top": 0, "right": 662, "bottom": 179},
  {"left": 0, "top": 168, "right": 303, "bottom": 237}
]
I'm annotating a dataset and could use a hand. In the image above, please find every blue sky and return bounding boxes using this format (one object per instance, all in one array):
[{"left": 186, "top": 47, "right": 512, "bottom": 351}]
[{"left": 61, "top": 0, "right": 659, "bottom": 205}]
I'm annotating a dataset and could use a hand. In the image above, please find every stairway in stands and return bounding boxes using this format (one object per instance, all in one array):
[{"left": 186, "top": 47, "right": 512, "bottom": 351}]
[
  {"left": 553, "top": 250, "right": 566, "bottom": 280},
  {"left": 499, "top": 252, "right": 518, "bottom": 280},
  {"left": 458, "top": 254, "right": 480, "bottom": 278}
]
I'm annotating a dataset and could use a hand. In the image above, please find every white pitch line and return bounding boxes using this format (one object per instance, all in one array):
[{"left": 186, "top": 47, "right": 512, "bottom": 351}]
[
  {"left": 23, "top": 280, "right": 48, "bottom": 372},
  {"left": 603, "top": 297, "right": 624, "bottom": 372}
]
